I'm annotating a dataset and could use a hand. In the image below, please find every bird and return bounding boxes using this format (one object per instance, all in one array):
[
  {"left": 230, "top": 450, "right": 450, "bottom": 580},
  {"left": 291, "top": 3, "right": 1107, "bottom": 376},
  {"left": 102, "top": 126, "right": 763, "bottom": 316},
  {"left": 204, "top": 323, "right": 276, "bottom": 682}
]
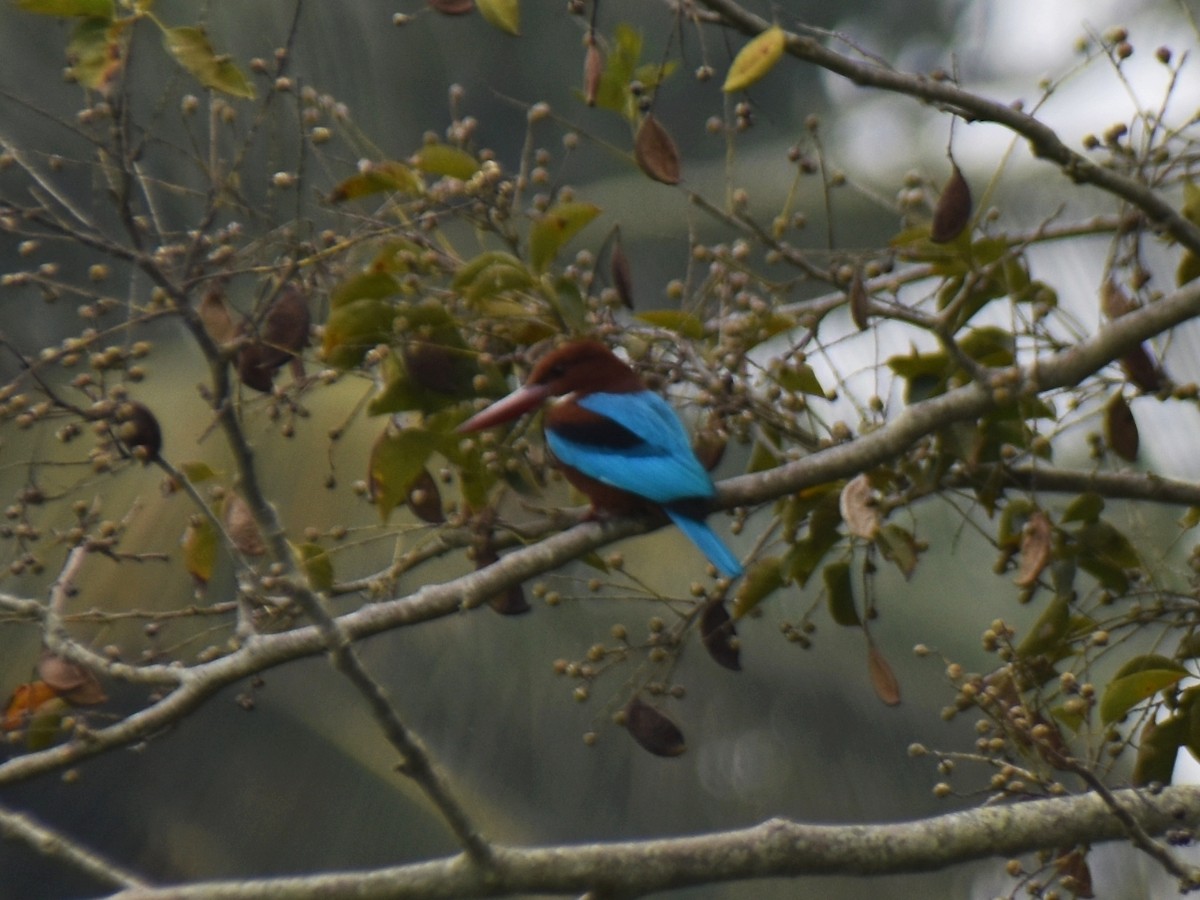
[{"left": 458, "top": 340, "right": 743, "bottom": 578}]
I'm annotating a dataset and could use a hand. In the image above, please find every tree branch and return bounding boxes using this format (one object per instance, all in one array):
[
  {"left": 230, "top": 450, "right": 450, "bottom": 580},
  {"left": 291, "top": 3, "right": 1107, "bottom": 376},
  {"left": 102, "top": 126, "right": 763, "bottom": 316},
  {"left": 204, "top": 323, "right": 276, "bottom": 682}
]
[
  {"left": 694, "top": 0, "right": 1200, "bottom": 256},
  {"left": 104, "top": 785, "right": 1200, "bottom": 899}
]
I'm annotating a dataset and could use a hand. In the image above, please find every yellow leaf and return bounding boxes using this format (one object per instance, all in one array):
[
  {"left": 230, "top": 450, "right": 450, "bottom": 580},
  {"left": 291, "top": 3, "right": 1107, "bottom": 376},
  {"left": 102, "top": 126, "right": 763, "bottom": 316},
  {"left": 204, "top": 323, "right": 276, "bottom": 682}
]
[
  {"left": 412, "top": 144, "right": 479, "bottom": 180},
  {"left": 723, "top": 25, "right": 786, "bottom": 92},
  {"left": 162, "top": 25, "right": 255, "bottom": 99},
  {"left": 477, "top": 0, "right": 519, "bottom": 35},
  {"left": 181, "top": 517, "right": 218, "bottom": 585}
]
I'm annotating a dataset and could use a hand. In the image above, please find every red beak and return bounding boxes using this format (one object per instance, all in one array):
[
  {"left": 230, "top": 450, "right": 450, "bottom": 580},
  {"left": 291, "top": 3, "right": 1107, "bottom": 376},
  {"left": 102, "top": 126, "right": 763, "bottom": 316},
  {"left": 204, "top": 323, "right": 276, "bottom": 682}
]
[{"left": 458, "top": 383, "right": 551, "bottom": 433}]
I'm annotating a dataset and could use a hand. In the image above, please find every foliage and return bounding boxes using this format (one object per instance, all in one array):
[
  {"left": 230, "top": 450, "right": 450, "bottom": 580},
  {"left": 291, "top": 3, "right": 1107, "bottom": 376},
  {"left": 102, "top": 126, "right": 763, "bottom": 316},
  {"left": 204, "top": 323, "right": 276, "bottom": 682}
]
[{"left": 3, "top": 0, "right": 1200, "bottom": 897}]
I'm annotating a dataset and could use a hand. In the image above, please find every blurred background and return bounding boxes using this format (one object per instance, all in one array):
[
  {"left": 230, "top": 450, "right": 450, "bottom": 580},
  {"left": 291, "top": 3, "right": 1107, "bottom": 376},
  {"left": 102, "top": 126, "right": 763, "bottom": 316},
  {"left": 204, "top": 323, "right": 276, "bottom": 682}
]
[{"left": 1, "top": 0, "right": 1198, "bottom": 897}]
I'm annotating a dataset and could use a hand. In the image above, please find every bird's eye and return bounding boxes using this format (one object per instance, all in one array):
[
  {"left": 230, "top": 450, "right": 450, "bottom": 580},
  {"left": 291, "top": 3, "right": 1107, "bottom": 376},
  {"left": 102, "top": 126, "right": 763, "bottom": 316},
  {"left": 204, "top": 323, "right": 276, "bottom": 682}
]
[{"left": 545, "top": 364, "right": 566, "bottom": 380}]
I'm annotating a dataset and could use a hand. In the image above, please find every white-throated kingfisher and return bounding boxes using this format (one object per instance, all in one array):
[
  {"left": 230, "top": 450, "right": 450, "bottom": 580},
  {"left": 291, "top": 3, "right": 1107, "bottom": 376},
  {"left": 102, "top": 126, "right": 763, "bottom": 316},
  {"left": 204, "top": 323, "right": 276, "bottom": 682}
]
[{"left": 458, "top": 340, "right": 743, "bottom": 578}]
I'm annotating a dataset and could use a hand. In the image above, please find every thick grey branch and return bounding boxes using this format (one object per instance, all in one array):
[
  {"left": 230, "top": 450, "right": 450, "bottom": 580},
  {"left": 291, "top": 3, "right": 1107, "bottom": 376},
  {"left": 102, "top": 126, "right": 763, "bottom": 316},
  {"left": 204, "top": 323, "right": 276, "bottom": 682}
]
[{"left": 105, "top": 785, "right": 1200, "bottom": 899}]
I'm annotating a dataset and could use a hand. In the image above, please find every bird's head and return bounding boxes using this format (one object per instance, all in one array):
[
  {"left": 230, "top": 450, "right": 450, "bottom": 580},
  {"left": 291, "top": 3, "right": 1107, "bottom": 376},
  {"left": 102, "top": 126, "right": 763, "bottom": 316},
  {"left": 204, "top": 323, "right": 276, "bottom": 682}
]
[{"left": 458, "top": 340, "right": 641, "bottom": 433}]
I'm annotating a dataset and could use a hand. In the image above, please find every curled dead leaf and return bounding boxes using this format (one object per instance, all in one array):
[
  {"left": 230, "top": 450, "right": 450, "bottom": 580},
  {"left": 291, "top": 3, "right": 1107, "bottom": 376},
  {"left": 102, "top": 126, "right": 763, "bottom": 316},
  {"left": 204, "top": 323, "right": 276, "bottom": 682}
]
[
  {"left": 1014, "top": 510, "right": 1052, "bottom": 588},
  {"left": 223, "top": 492, "right": 266, "bottom": 557},
  {"left": 839, "top": 473, "right": 880, "bottom": 539},
  {"left": 37, "top": 651, "right": 107, "bottom": 705},
  {"left": 199, "top": 286, "right": 237, "bottom": 346}
]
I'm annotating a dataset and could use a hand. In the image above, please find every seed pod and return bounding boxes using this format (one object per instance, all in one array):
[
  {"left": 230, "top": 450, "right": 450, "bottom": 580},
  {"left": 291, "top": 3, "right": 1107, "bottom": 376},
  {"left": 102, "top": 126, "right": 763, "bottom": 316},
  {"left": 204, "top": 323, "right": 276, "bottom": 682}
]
[
  {"left": 930, "top": 163, "right": 971, "bottom": 244},
  {"left": 700, "top": 599, "right": 741, "bottom": 671},
  {"left": 115, "top": 401, "right": 162, "bottom": 461},
  {"left": 634, "top": 114, "right": 681, "bottom": 185},
  {"left": 624, "top": 696, "right": 686, "bottom": 757}
]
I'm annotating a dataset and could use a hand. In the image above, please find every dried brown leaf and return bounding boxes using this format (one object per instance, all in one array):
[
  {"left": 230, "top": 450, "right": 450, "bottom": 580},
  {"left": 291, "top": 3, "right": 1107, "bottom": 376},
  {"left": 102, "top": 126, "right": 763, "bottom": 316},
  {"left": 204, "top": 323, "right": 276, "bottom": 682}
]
[
  {"left": 199, "top": 286, "right": 237, "bottom": 346},
  {"left": 1014, "top": 510, "right": 1052, "bottom": 588},
  {"left": 115, "top": 401, "right": 162, "bottom": 461},
  {"left": 406, "top": 468, "right": 445, "bottom": 524},
  {"left": 930, "top": 163, "right": 971, "bottom": 244},
  {"left": 634, "top": 114, "right": 681, "bottom": 185},
  {"left": 867, "top": 640, "right": 901, "bottom": 706},
  {"left": 1119, "top": 343, "right": 1165, "bottom": 393},
  {"left": 223, "top": 492, "right": 266, "bottom": 557},
  {"left": 1105, "top": 391, "right": 1139, "bottom": 462},
  {"left": 839, "top": 473, "right": 880, "bottom": 540},
  {"left": 428, "top": 0, "right": 474, "bottom": 12},
  {"left": 583, "top": 35, "right": 603, "bottom": 107},
  {"left": 700, "top": 600, "right": 741, "bottom": 671},
  {"left": 624, "top": 697, "right": 686, "bottom": 757},
  {"left": 610, "top": 229, "right": 634, "bottom": 309},
  {"left": 848, "top": 266, "right": 870, "bottom": 331}
]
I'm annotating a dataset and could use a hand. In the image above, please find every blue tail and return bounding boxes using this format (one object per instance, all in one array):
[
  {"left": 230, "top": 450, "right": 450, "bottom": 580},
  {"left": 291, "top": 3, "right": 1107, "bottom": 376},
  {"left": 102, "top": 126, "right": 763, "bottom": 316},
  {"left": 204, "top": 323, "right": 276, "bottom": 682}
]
[{"left": 664, "top": 509, "right": 743, "bottom": 578}]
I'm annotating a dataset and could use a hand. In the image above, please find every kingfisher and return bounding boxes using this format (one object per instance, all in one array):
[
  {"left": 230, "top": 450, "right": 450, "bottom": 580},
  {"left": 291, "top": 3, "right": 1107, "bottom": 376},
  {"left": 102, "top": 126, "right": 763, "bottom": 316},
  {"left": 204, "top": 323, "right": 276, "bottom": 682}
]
[{"left": 458, "top": 340, "right": 743, "bottom": 578}]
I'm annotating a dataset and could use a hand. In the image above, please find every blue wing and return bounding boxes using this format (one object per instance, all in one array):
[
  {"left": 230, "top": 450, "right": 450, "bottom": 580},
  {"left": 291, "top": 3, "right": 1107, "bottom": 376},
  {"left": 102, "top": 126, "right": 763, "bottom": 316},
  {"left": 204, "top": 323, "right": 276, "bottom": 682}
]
[{"left": 545, "top": 391, "right": 714, "bottom": 504}]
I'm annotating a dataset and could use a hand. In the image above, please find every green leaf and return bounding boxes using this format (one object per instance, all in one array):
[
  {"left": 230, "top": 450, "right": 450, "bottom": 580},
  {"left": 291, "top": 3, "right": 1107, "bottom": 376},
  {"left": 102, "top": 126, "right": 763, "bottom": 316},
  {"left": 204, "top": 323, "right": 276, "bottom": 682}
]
[
  {"left": 774, "top": 362, "right": 825, "bottom": 396},
  {"left": 330, "top": 271, "right": 401, "bottom": 310},
  {"left": 413, "top": 143, "right": 480, "bottom": 180},
  {"left": 590, "top": 23, "right": 644, "bottom": 117},
  {"left": 876, "top": 523, "right": 919, "bottom": 579},
  {"left": 732, "top": 556, "right": 784, "bottom": 618},
  {"left": 822, "top": 560, "right": 859, "bottom": 626},
  {"left": 635, "top": 310, "right": 704, "bottom": 340},
  {"left": 368, "top": 428, "right": 445, "bottom": 522},
  {"left": 67, "top": 17, "right": 123, "bottom": 90},
  {"left": 1015, "top": 594, "right": 1070, "bottom": 661},
  {"left": 959, "top": 326, "right": 1014, "bottom": 367},
  {"left": 1134, "top": 713, "right": 1187, "bottom": 787},
  {"left": 294, "top": 542, "right": 334, "bottom": 593},
  {"left": 178, "top": 460, "right": 219, "bottom": 483},
  {"left": 162, "top": 26, "right": 255, "bottom": 99},
  {"left": 16, "top": 0, "right": 111, "bottom": 16},
  {"left": 1100, "top": 656, "right": 1189, "bottom": 724},
  {"left": 321, "top": 298, "right": 394, "bottom": 369},
  {"left": 1062, "top": 492, "right": 1104, "bottom": 524},
  {"left": 328, "top": 161, "right": 422, "bottom": 202},
  {"left": 453, "top": 251, "right": 534, "bottom": 303},
  {"left": 181, "top": 517, "right": 218, "bottom": 586},
  {"left": 477, "top": 0, "right": 519, "bottom": 34},
  {"left": 26, "top": 697, "right": 68, "bottom": 751},
  {"left": 529, "top": 201, "right": 600, "bottom": 273}
]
